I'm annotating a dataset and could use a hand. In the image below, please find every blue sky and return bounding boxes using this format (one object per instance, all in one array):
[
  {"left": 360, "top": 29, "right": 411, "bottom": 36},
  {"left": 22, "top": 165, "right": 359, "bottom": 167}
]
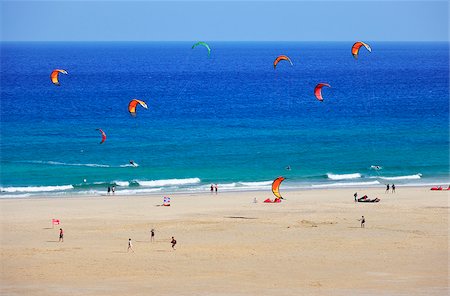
[{"left": 1, "top": 1, "right": 448, "bottom": 41}]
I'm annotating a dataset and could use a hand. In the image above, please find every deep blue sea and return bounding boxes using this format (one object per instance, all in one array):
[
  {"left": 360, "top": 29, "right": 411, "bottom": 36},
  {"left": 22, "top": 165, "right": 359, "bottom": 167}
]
[{"left": 1, "top": 42, "right": 449, "bottom": 197}]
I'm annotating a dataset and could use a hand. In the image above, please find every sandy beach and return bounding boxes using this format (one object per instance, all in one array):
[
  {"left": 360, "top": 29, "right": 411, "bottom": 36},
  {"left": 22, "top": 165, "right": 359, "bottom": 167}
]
[{"left": 1, "top": 187, "right": 448, "bottom": 295}]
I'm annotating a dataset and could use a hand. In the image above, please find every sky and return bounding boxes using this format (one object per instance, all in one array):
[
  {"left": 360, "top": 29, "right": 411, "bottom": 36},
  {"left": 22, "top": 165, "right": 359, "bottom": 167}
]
[{"left": 0, "top": 1, "right": 448, "bottom": 41}]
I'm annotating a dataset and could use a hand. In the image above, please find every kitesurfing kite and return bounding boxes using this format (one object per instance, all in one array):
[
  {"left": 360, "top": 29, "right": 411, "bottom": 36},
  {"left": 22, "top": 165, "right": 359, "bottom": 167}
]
[
  {"left": 314, "top": 83, "right": 331, "bottom": 101},
  {"left": 96, "top": 129, "right": 106, "bottom": 144},
  {"left": 128, "top": 99, "right": 148, "bottom": 117},
  {"left": 273, "top": 55, "right": 293, "bottom": 69},
  {"left": 351, "top": 41, "right": 372, "bottom": 59},
  {"left": 272, "top": 176, "right": 285, "bottom": 200},
  {"left": 50, "top": 69, "right": 68, "bottom": 86},
  {"left": 192, "top": 41, "right": 211, "bottom": 56}
]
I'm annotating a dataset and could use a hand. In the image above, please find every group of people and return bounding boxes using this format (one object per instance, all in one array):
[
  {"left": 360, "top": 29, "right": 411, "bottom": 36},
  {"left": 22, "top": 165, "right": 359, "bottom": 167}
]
[
  {"left": 107, "top": 186, "right": 116, "bottom": 195},
  {"left": 210, "top": 184, "right": 218, "bottom": 193},
  {"left": 127, "top": 228, "right": 177, "bottom": 253},
  {"left": 385, "top": 184, "right": 396, "bottom": 193}
]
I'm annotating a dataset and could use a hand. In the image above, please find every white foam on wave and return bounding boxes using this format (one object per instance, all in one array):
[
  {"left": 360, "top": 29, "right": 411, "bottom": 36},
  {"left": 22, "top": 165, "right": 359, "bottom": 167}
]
[
  {"left": 378, "top": 174, "right": 422, "bottom": 180},
  {"left": 136, "top": 178, "right": 201, "bottom": 187},
  {"left": 114, "top": 188, "right": 162, "bottom": 195},
  {"left": 0, "top": 185, "right": 74, "bottom": 193},
  {"left": 312, "top": 181, "right": 380, "bottom": 188},
  {"left": 114, "top": 181, "right": 130, "bottom": 187},
  {"left": 327, "top": 173, "right": 362, "bottom": 180},
  {"left": 239, "top": 181, "right": 273, "bottom": 187}
]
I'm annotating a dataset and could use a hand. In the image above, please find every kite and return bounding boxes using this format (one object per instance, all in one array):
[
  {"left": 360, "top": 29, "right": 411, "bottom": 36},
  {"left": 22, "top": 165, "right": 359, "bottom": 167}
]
[
  {"left": 192, "top": 41, "right": 211, "bottom": 56},
  {"left": 96, "top": 129, "right": 106, "bottom": 144},
  {"left": 351, "top": 41, "right": 372, "bottom": 59},
  {"left": 273, "top": 55, "right": 293, "bottom": 69},
  {"left": 314, "top": 83, "right": 331, "bottom": 101},
  {"left": 272, "top": 176, "right": 285, "bottom": 200},
  {"left": 128, "top": 99, "right": 148, "bottom": 117},
  {"left": 50, "top": 69, "right": 68, "bottom": 86}
]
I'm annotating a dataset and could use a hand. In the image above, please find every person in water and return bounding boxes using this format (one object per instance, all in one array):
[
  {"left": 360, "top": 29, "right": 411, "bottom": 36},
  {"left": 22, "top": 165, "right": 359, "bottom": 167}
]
[{"left": 107, "top": 186, "right": 111, "bottom": 195}]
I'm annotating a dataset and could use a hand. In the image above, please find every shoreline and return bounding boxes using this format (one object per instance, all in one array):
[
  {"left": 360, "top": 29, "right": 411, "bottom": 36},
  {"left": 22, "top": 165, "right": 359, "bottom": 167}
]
[{"left": 0, "top": 183, "right": 448, "bottom": 200}]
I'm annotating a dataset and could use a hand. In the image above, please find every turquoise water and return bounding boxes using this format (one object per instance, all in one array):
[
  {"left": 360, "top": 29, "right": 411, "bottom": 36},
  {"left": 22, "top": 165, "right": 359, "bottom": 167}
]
[{"left": 0, "top": 42, "right": 449, "bottom": 196}]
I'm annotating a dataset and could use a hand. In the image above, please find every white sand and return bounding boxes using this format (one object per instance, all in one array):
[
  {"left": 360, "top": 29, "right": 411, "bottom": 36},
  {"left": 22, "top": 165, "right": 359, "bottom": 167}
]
[{"left": 1, "top": 187, "right": 448, "bottom": 295}]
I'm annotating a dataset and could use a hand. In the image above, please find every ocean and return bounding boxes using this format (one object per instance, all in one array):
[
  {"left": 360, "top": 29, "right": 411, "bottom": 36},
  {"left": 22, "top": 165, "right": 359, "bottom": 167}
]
[{"left": 0, "top": 42, "right": 449, "bottom": 197}]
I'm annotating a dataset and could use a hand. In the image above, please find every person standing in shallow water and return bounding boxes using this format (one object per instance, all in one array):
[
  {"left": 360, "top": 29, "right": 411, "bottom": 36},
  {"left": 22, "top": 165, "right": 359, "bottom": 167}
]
[
  {"left": 210, "top": 184, "right": 214, "bottom": 193},
  {"left": 214, "top": 184, "right": 218, "bottom": 194}
]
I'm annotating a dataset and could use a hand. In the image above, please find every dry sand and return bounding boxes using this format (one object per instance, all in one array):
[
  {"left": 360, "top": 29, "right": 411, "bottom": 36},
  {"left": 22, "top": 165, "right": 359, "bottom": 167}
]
[{"left": 1, "top": 187, "right": 448, "bottom": 295}]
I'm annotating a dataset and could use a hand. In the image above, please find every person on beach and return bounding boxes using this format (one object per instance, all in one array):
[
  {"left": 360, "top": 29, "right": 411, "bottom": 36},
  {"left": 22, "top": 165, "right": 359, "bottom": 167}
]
[
  {"left": 210, "top": 184, "right": 214, "bottom": 193},
  {"left": 385, "top": 184, "right": 390, "bottom": 193},
  {"left": 150, "top": 229, "right": 155, "bottom": 242},
  {"left": 359, "top": 216, "right": 365, "bottom": 228},
  {"left": 107, "top": 186, "right": 111, "bottom": 195},
  {"left": 127, "top": 238, "right": 134, "bottom": 252},
  {"left": 171, "top": 236, "right": 177, "bottom": 250},
  {"left": 59, "top": 228, "right": 64, "bottom": 242},
  {"left": 354, "top": 192, "right": 358, "bottom": 202},
  {"left": 214, "top": 184, "right": 218, "bottom": 194},
  {"left": 112, "top": 186, "right": 115, "bottom": 195},
  {"left": 392, "top": 184, "right": 395, "bottom": 193}
]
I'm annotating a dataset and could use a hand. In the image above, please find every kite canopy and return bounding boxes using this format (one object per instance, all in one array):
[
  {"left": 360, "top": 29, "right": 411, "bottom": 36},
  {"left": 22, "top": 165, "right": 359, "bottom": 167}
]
[
  {"left": 192, "top": 41, "right": 211, "bottom": 56},
  {"left": 128, "top": 99, "right": 148, "bottom": 117},
  {"left": 96, "top": 128, "right": 106, "bottom": 144},
  {"left": 50, "top": 69, "right": 68, "bottom": 86},
  {"left": 272, "top": 176, "right": 285, "bottom": 199},
  {"left": 273, "top": 55, "right": 293, "bottom": 69},
  {"left": 314, "top": 83, "right": 331, "bottom": 101},
  {"left": 351, "top": 41, "right": 372, "bottom": 59}
]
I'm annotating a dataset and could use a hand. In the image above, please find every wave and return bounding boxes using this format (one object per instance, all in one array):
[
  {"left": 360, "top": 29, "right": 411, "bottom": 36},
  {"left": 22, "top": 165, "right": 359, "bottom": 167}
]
[
  {"left": 327, "top": 173, "right": 362, "bottom": 180},
  {"left": 312, "top": 181, "right": 380, "bottom": 188},
  {"left": 378, "top": 174, "right": 422, "bottom": 180},
  {"left": 239, "top": 181, "right": 273, "bottom": 187},
  {"left": 135, "top": 178, "right": 201, "bottom": 187},
  {"left": 0, "top": 185, "right": 74, "bottom": 193},
  {"left": 113, "top": 181, "right": 130, "bottom": 187}
]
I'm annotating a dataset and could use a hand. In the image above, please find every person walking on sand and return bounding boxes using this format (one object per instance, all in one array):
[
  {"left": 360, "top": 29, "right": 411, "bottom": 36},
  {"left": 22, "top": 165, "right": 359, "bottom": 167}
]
[
  {"left": 354, "top": 192, "right": 358, "bottom": 202},
  {"left": 171, "top": 236, "right": 177, "bottom": 250},
  {"left": 58, "top": 228, "right": 64, "bottom": 242},
  {"left": 150, "top": 229, "right": 155, "bottom": 242},
  {"left": 127, "top": 238, "right": 134, "bottom": 253},
  {"left": 385, "top": 184, "right": 390, "bottom": 193},
  {"left": 392, "top": 184, "right": 395, "bottom": 193},
  {"left": 359, "top": 216, "right": 365, "bottom": 228}
]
